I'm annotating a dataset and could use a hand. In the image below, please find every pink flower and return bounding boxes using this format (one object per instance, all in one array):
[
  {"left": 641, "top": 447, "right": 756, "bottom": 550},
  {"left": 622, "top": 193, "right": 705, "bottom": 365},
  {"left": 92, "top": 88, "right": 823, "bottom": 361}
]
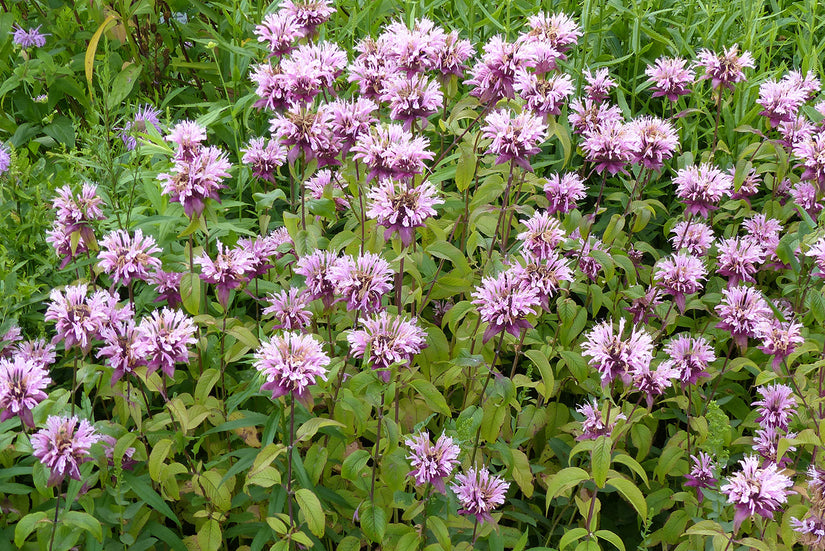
[
  {"left": 568, "top": 97, "right": 623, "bottom": 135},
  {"left": 270, "top": 104, "right": 341, "bottom": 167},
  {"left": 794, "top": 132, "right": 825, "bottom": 189},
  {"left": 295, "top": 250, "right": 347, "bottom": 309},
  {"left": 465, "top": 36, "right": 533, "bottom": 103},
  {"left": 581, "top": 317, "right": 654, "bottom": 387},
  {"left": 583, "top": 68, "right": 617, "bottom": 102},
  {"left": 133, "top": 308, "right": 197, "bottom": 379},
  {"left": 792, "top": 181, "right": 823, "bottom": 217},
  {"left": 576, "top": 399, "right": 626, "bottom": 441},
  {"left": 654, "top": 252, "right": 706, "bottom": 312},
  {"left": 31, "top": 415, "right": 100, "bottom": 486},
  {"left": 158, "top": 146, "right": 230, "bottom": 218},
  {"left": 0, "top": 356, "right": 51, "bottom": 428},
  {"left": 195, "top": 242, "right": 255, "bottom": 308},
  {"left": 517, "top": 211, "right": 565, "bottom": 260},
  {"left": 148, "top": 269, "right": 183, "bottom": 307},
  {"left": 450, "top": 466, "right": 509, "bottom": 524},
  {"left": 45, "top": 284, "right": 110, "bottom": 353},
  {"left": 645, "top": 57, "right": 694, "bottom": 101},
  {"left": 515, "top": 71, "right": 575, "bottom": 117},
  {"left": 715, "top": 285, "right": 772, "bottom": 349},
  {"left": 758, "top": 78, "right": 808, "bottom": 127},
  {"left": 347, "top": 312, "right": 427, "bottom": 381},
  {"left": 329, "top": 252, "right": 394, "bottom": 314},
  {"left": 543, "top": 172, "right": 587, "bottom": 214},
  {"left": 166, "top": 120, "right": 207, "bottom": 161},
  {"left": 626, "top": 115, "right": 679, "bottom": 170},
  {"left": 721, "top": 455, "right": 793, "bottom": 531},
  {"left": 673, "top": 162, "right": 733, "bottom": 217},
  {"left": 379, "top": 73, "right": 442, "bottom": 130},
  {"left": 753, "top": 383, "right": 797, "bottom": 431},
  {"left": 754, "top": 318, "right": 804, "bottom": 369},
  {"left": 405, "top": 432, "right": 460, "bottom": 493},
  {"left": 716, "top": 236, "right": 765, "bottom": 287},
  {"left": 510, "top": 253, "right": 573, "bottom": 310},
  {"left": 97, "top": 318, "right": 142, "bottom": 385},
  {"left": 366, "top": 179, "right": 442, "bottom": 247},
  {"left": 581, "top": 121, "right": 632, "bottom": 175},
  {"left": 242, "top": 137, "right": 286, "bottom": 183},
  {"left": 670, "top": 220, "right": 714, "bottom": 256},
  {"left": 662, "top": 334, "right": 715, "bottom": 384},
  {"left": 432, "top": 31, "right": 474, "bottom": 77},
  {"left": 11, "top": 24, "right": 48, "bottom": 48},
  {"left": 250, "top": 63, "right": 290, "bottom": 111},
  {"left": 280, "top": 0, "right": 335, "bottom": 36},
  {"left": 254, "top": 12, "right": 301, "bottom": 56},
  {"left": 254, "top": 332, "right": 329, "bottom": 403},
  {"left": 631, "top": 360, "right": 680, "bottom": 407},
  {"left": 519, "top": 12, "right": 581, "bottom": 57},
  {"left": 98, "top": 229, "right": 162, "bottom": 286},
  {"left": 328, "top": 98, "right": 378, "bottom": 152},
  {"left": 684, "top": 452, "right": 717, "bottom": 503},
  {"left": 382, "top": 18, "right": 445, "bottom": 76},
  {"left": 352, "top": 124, "right": 433, "bottom": 181},
  {"left": 471, "top": 269, "right": 541, "bottom": 343},
  {"left": 263, "top": 288, "right": 312, "bottom": 330},
  {"left": 696, "top": 45, "right": 755, "bottom": 91},
  {"left": 481, "top": 109, "right": 548, "bottom": 171}
]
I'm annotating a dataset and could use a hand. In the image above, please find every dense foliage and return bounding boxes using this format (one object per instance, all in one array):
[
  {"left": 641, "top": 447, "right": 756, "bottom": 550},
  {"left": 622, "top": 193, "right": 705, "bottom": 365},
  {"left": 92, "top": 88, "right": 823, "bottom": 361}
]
[{"left": 3, "top": 1, "right": 825, "bottom": 550}]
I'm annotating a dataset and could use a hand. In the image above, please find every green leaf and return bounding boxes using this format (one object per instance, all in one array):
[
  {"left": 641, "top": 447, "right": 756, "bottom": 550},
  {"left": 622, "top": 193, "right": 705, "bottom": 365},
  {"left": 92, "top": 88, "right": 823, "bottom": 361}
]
[
  {"left": 455, "top": 142, "right": 476, "bottom": 192},
  {"left": 253, "top": 189, "right": 287, "bottom": 209},
  {"left": 525, "top": 349, "right": 554, "bottom": 399},
  {"left": 341, "top": 450, "right": 371, "bottom": 484},
  {"left": 296, "top": 418, "right": 345, "bottom": 443},
  {"left": 63, "top": 511, "right": 103, "bottom": 542},
  {"left": 14, "top": 511, "right": 48, "bottom": 547},
  {"left": 684, "top": 519, "right": 725, "bottom": 537},
  {"left": 194, "top": 369, "right": 220, "bottom": 404},
  {"left": 180, "top": 273, "right": 201, "bottom": 316},
  {"left": 108, "top": 63, "right": 141, "bottom": 109},
  {"left": 124, "top": 471, "right": 181, "bottom": 527},
  {"left": 591, "top": 436, "right": 612, "bottom": 488},
  {"left": 426, "top": 240, "right": 472, "bottom": 276},
  {"left": 607, "top": 477, "right": 647, "bottom": 519},
  {"left": 595, "top": 529, "right": 625, "bottom": 551},
  {"left": 409, "top": 379, "right": 450, "bottom": 416},
  {"left": 738, "top": 538, "right": 772, "bottom": 551},
  {"left": 295, "top": 488, "right": 325, "bottom": 538},
  {"left": 396, "top": 532, "right": 421, "bottom": 551},
  {"left": 149, "top": 439, "right": 174, "bottom": 482},
  {"left": 359, "top": 501, "right": 387, "bottom": 544},
  {"left": 544, "top": 467, "right": 589, "bottom": 513},
  {"left": 197, "top": 519, "right": 221, "bottom": 551},
  {"left": 337, "top": 536, "right": 361, "bottom": 551},
  {"left": 85, "top": 14, "right": 118, "bottom": 89},
  {"left": 509, "top": 448, "right": 534, "bottom": 498},
  {"left": 558, "top": 527, "right": 588, "bottom": 550}
]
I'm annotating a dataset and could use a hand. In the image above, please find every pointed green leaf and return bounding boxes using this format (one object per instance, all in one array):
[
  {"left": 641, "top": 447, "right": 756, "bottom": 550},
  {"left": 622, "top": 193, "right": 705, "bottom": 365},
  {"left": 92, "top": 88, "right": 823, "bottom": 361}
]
[{"left": 295, "top": 488, "right": 325, "bottom": 538}]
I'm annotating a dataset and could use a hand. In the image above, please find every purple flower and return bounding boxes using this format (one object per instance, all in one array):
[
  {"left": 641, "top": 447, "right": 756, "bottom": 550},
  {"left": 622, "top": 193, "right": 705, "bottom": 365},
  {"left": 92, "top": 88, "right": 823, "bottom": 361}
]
[
  {"left": 158, "top": 146, "right": 230, "bottom": 218},
  {"left": 282, "top": 42, "right": 347, "bottom": 103},
  {"left": 583, "top": 68, "right": 618, "bottom": 102},
  {"left": 382, "top": 18, "right": 445, "bottom": 76},
  {"left": 517, "top": 211, "right": 565, "bottom": 260},
  {"left": 663, "top": 334, "right": 715, "bottom": 384},
  {"left": 0, "top": 143, "right": 10, "bottom": 176},
  {"left": 514, "top": 71, "right": 575, "bottom": 117},
  {"left": 510, "top": 253, "right": 573, "bottom": 310},
  {"left": 575, "top": 399, "right": 626, "bottom": 441},
  {"left": 280, "top": 0, "right": 335, "bottom": 36},
  {"left": 754, "top": 317, "right": 804, "bottom": 369},
  {"left": 631, "top": 360, "right": 680, "bottom": 407},
  {"left": 347, "top": 312, "right": 427, "bottom": 381},
  {"left": 255, "top": 12, "right": 301, "bottom": 56},
  {"left": 242, "top": 137, "right": 286, "bottom": 183},
  {"left": 753, "top": 383, "right": 797, "bottom": 431},
  {"left": 645, "top": 57, "right": 694, "bottom": 101},
  {"left": 792, "top": 181, "right": 823, "bottom": 217},
  {"left": 166, "top": 120, "right": 207, "bottom": 161},
  {"left": 16, "top": 339, "right": 56, "bottom": 369},
  {"left": 581, "top": 121, "right": 632, "bottom": 176},
  {"left": 465, "top": 36, "right": 533, "bottom": 103},
  {"left": 715, "top": 285, "right": 772, "bottom": 349},
  {"left": 11, "top": 24, "right": 48, "bottom": 48},
  {"left": 148, "top": 269, "right": 183, "bottom": 307},
  {"left": 670, "top": 220, "right": 715, "bottom": 256},
  {"left": 753, "top": 426, "right": 795, "bottom": 468},
  {"left": 238, "top": 230, "right": 293, "bottom": 279},
  {"left": 195, "top": 242, "right": 255, "bottom": 308},
  {"left": 254, "top": 332, "right": 329, "bottom": 404},
  {"left": 98, "top": 229, "right": 162, "bottom": 287},
  {"left": 654, "top": 252, "right": 706, "bottom": 312},
  {"left": 791, "top": 516, "right": 825, "bottom": 549},
  {"left": 263, "top": 288, "right": 312, "bottom": 330},
  {"left": 471, "top": 269, "right": 542, "bottom": 343},
  {"left": 379, "top": 73, "right": 442, "bottom": 130},
  {"left": 0, "top": 356, "right": 51, "bottom": 428},
  {"left": 52, "top": 183, "right": 105, "bottom": 231},
  {"left": 696, "top": 45, "right": 755, "bottom": 91},
  {"left": 121, "top": 104, "right": 163, "bottom": 150},
  {"left": 347, "top": 37, "right": 396, "bottom": 100},
  {"left": 758, "top": 78, "right": 808, "bottom": 127},
  {"left": 366, "top": 179, "right": 442, "bottom": 247},
  {"left": 684, "top": 452, "right": 717, "bottom": 503},
  {"left": 625, "top": 287, "right": 662, "bottom": 325},
  {"left": 270, "top": 104, "right": 342, "bottom": 167},
  {"left": 450, "top": 466, "right": 510, "bottom": 524},
  {"left": 133, "top": 308, "right": 197, "bottom": 379},
  {"left": 351, "top": 124, "right": 433, "bottom": 181},
  {"left": 295, "top": 250, "right": 347, "bottom": 309},
  {"left": 328, "top": 98, "right": 378, "bottom": 153},
  {"left": 97, "top": 318, "right": 142, "bottom": 385},
  {"left": 432, "top": 31, "right": 474, "bottom": 77},
  {"left": 251, "top": 63, "right": 290, "bottom": 111},
  {"left": 581, "top": 317, "right": 654, "bottom": 387},
  {"left": 405, "top": 432, "right": 460, "bottom": 494},
  {"left": 721, "top": 455, "right": 793, "bottom": 531},
  {"left": 716, "top": 236, "right": 765, "bottom": 287},
  {"left": 568, "top": 98, "right": 623, "bottom": 135},
  {"left": 519, "top": 12, "right": 581, "bottom": 57},
  {"left": 794, "top": 133, "right": 825, "bottom": 190},
  {"left": 673, "top": 162, "right": 733, "bottom": 217},
  {"left": 305, "top": 169, "right": 350, "bottom": 210},
  {"left": 743, "top": 214, "right": 782, "bottom": 262},
  {"left": 481, "top": 109, "right": 548, "bottom": 171},
  {"left": 31, "top": 415, "right": 100, "bottom": 487},
  {"left": 329, "top": 252, "right": 394, "bottom": 314},
  {"left": 44, "top": 284, "right": 109, "bottom": 353},
  {"left": 543, "top": 172, "right": 587, "bottom": 214},
  {"left": 626, "top": 115, "right": 679, "bottom": 170}
]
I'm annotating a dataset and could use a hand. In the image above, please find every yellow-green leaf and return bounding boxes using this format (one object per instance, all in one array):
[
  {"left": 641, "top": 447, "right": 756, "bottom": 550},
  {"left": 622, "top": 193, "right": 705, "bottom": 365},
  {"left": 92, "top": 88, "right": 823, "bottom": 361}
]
[
  {"left": 85, "top": 14, "right": 118, "bottom": 88},
  {"left": 295, "top": 488, "right": 325, "bottom": 538}
]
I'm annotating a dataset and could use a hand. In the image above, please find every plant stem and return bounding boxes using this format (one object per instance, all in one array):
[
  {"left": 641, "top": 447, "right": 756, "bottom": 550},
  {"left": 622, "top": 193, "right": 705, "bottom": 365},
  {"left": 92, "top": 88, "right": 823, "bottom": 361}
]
[
  {"left": 370, "top": 392, "right": 385, "bottom": 503},
  {"left": 287, "top": 393, "right": 296, "bottom": 530},
  {"left": 48, "top": 484, "right": 62, "bottom": 551}
]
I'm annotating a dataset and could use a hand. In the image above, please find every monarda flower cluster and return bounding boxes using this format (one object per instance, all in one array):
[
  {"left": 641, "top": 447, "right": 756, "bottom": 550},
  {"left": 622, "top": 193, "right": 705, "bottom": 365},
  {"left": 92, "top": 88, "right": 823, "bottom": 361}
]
[{"left": 46, "top": 183, "right": 106, "bottom": 269}]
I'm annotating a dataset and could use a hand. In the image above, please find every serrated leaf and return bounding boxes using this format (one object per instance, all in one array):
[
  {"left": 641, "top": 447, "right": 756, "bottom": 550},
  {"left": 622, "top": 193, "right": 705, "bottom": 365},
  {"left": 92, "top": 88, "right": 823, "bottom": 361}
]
[
  {"left": 180, "top": 273, "right": 201, "bottom": 316},
  {"left": 591, "top": 436, "right": 612, "bottom": 488},
  {"left": 197, "top": 519, "right": 221, "bottom": 551},
  {"left": 359, "top": 501, "right": 387, "bottom": 543},
  {"left": 595, "top": 529, "right": 625, "bottom": 551},
  {"left": 149, "top": 439, "right": 174, "bottom": 482},
  {"left": 525, "top": 349, "right": 554, "bottom": 399},
  {"left": 296, "top": 418, "right": 345, "bottom": 443},
  {"left": 558, "top": 527, "right": 588, "bottom": 550},
  {"left": 295, "top": 488, "right": 325, "bottom": 538},
  {"left": 510, "top": 448, "right": 534, "bottom": 497}
]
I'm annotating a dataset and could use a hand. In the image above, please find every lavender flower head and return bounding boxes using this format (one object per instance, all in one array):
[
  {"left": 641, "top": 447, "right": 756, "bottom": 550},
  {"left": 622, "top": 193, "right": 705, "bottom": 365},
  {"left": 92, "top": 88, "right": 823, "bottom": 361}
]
[
  {"left": 568, "top": 97, "right": 623, "bottom": 136},
  {"left": 11, "top": 24, "right": 48, "bottom": 48},
  {"left": 352, "top": 124, "right": 433, "bottom": 181},
  {"left": 450, "top": 466, "right": 510, "bottom": 524},
  {"left": 754, "top": 318, "right": 804, "bottom": 369},
  {"left": 696, "top": 45, "right": 756, "bottom": 91},
  {"left": 405, "top": 432, "right": 460, "bottom": 493},
  {"left": 347, "top": 312, "right": 427, "bottom": 381},
  {"left": 481, "top": 109, "right": 548, "bottom": 171},
  {"left": 575, "top": 399, "right": 626, "bottom": 441},
  {"left": 753, "top": 383, "right": 797, "bottom": 431},
  {"left": 195, "top": 242, "right": 255, "bottom": 308},
  {"left": 158, "top": 145, "right": 231, "bottom": 218},
  {"left": 166, "top": 120, "right": 207, "bottom": 161},
  {"left": 517, "top": 211, "right": 566, "bottom": 260},
  {"left": 133, "top": 308, "right": 197, "bottom": 379},
  {"left": 329, "top": 252, "right": 394, "bottom": 314},
  {"left": 514, "top": 71, "right": 575, "bottom": 117},
  {"left": 97, "top": 318, "right": 143, "bottom": 385},
  {"left": 519, "top": 12, "right": 581, "bottom": 57},
  {"left": 121, "top": 104, "right": 163, "bottom": 150},
  {"left": 511, "top": 252, "right": 573, "bottom": 310},
  {"left": 753, "top": 426, "right": 796, "bottom": 468},
  {"left": 662, "top": 334, "right": 715, "bottom": 384},
  {"left": 465, "top": 36, "right": 533, "bottom": 103},
  {"left": 583, "top": 68, "right": 618, "bottom": 102},
  {"left": 715, "top": 285, "right": 772, "bottom": 349},
  {"left": 280, "top": 0, "right": 335, "bottom": 36},
  {"left": 432, "top": 31, "right": 474, "bottom": 77},
  {"left": 653, "top": 252, "right": 706, "bottom": 312},
  {"left": 255, "top": 12, "right": 301, "bottom": 56},
  {"left": 328, "top": 98, "right": 378, "bottom": 152},
  {"left": 98, "top": 229, "right": 163, "bottom": 287},
  {"left": 254, "top": 332, "right": 329, "bottom": 405},
  {"left": 0, "top": 356, "right": 51, "bottom": 428},
  {"left": 0, "top": 143, "right": 10, "bottom": 176},
  {"left": 673, "top": 162, "right": 733, "bottom": 217},
  {"left": 543, "top": 172, "right": 587, "bottom": 214},
  {"left": 471, "top": 269, "right": 542, "bottom": 343},
  {"left": 794, "top": 133, "right": 825, "bottom": 190},
  {"left": 16, "top": 338, "right": 57, "bottom": 369},
  {"left": 581, "top": 121, "right": 633, "bottom": 176},
  {"left": 31, "top": 415, "right": 100, "bottom": 486},
  {"left": 632, "top": 360, "right": 681, "bottom": 407},
  {"left": 381, "top": 18, "right": 445, "bottom": 76},
  {"left": 296, "top": 250, "right": 347, "bottom": 309},
  {"left": 366, "top": 179, "right": 443, "bottom": 247},
  {"left": 626, "top": 115, "right": 679, "bottom": 170},
  {"left": 44, "top": 284, "right": 110, "bottom": 353},
  {"left": 758, "top": 78, "right": 808, "bottom": 127},
  {"left": 263, "top": 288, "right": 312, "bottom": 331},
  {"left": 645, "top": 57, "right": 694, "bottom": 101},
  {"left": 716, "top": 236, "right": 765, "bottom": 287},
  {"left": 581, "top": 317, "right": 654, "bottom": 387},
  {"left": 684, "top": 452, "right": 717, "bottom": 503},
  {"left": 148, "top": 269, "right": 183, "bottom": 307},
  {"left": 242, "top": 137, "right": 286, "bottom": 183},
  {"left": 379, "top": 73, "right": 443, "bottom": 130},
  {"left": 670, "top": 220, "right": 715, "bottom": 256},
  {"left": 721, "top": 454, "right": 793, "bottom": 531}
]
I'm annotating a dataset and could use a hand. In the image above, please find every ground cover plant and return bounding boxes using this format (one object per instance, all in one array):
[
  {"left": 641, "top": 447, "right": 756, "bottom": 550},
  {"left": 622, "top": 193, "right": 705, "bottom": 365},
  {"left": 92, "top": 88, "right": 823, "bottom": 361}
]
[{"left": 4, "top": 0, "right": 825, "bottom": 550}]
